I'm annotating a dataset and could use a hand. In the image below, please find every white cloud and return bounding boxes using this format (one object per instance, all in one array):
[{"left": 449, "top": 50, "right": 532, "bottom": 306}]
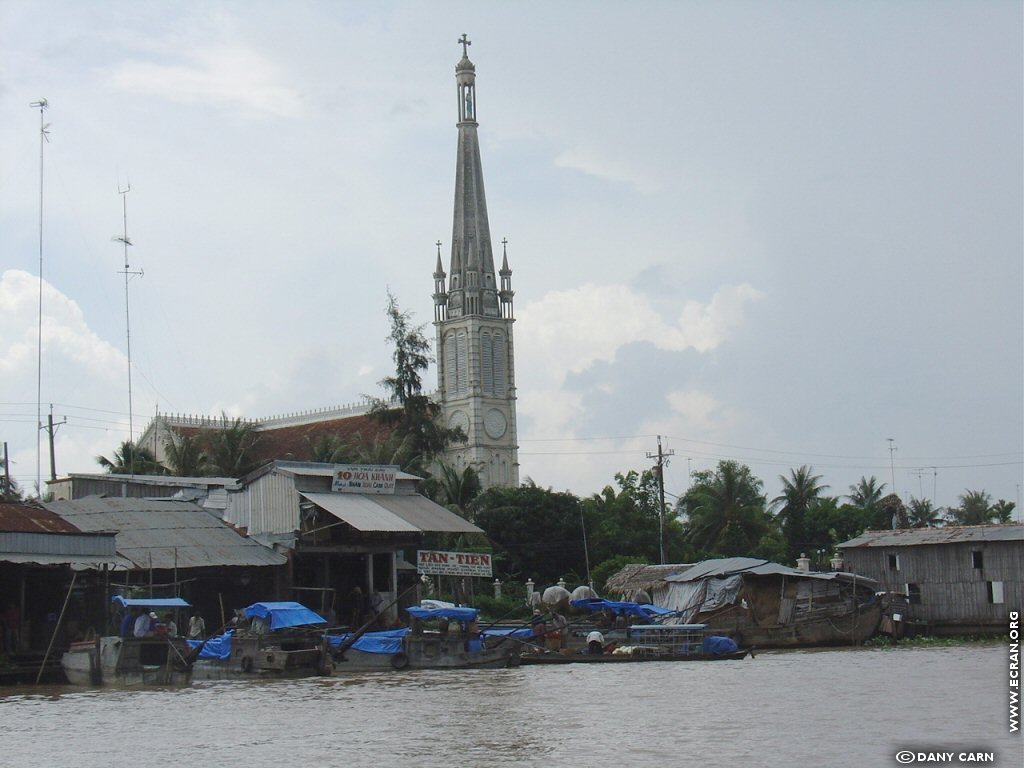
[
  {"left": 108, "top": 46, "right": 302, "bottom": 119},
  {"left": 0, "top": 270, "right": 126, "bottom": 382},
  {"left": 554, "top": 145, "right": 661, "bottom": 194}
]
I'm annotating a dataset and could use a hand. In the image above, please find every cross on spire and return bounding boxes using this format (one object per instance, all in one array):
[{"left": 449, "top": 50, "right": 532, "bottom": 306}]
[{"left": 458, "top": 33, "right": 471, "bottom": 57}]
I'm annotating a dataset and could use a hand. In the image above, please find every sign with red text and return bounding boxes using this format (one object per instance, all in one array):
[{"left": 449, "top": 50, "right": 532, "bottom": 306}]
[
  {"left": 416, "top": 550, "right": 493, "bottom": 578},
  {"left": 331, "top": 465, "right": 398, "bottom": 494}
]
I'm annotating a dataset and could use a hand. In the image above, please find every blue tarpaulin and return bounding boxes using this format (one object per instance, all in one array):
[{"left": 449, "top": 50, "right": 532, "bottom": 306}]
[
  {"left": 326, "top": 629, "right": 409, "bottom": 655},
  {"left": 187, "top": 631, "right": 234, "bottom": 660},
  {"left": 406, "top": 605, "right": 479, "bottom": 622},
  {"left": 243, "top": 602, "right": 327, "bottom": 630},
  {"left": 570, "top": 598, "right": 673, "bottom": 619},
  {"left": 112, "top": 596, "right": 192, "bottom": 609},
  {"left": 702, "top": 635, "right": 739, "bottom": 655}
]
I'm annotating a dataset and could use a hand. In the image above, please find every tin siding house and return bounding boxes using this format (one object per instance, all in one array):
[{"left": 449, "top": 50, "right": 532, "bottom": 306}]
[{"left": 837, "top": 524, "right": 1022, "bottom": 635}]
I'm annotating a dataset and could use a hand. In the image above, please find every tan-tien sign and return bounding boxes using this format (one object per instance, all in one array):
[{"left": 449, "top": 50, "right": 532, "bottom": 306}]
[{"left": 417, "top": 550, "right": 493, "bottom": 577}]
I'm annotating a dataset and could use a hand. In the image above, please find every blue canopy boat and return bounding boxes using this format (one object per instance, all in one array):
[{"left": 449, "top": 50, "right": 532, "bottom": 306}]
[
  {"left": 328, "top": 600, "right": 520, "bottom": 671},
  {"left": 61, "top": 596, "right": 194, "bottom": 686},
  {"left": 189, "top": 601, "right": 331, "bottom": 681}
]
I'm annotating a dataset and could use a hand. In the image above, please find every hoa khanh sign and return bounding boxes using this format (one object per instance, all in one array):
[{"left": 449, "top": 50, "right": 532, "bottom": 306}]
[
  {"left": 331, "top": 464, "right": 398, "bottom": 494},
  {"left": 417, "top": 550, "right": 493, "bottom": 578}
]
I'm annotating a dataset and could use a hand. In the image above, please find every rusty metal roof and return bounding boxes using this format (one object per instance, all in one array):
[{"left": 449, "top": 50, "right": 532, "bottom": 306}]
[
  {"left": 42, "top": 498, "right": 287, "bottom": 570},
  {"left": 0, "top": 502, "right": 85, "bottom": 533},
  {"left": 839, "top": 523, "right": 1024, "bottom": 548}
]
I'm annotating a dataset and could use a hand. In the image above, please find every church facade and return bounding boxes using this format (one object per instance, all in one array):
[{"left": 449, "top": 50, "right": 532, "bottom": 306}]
[{"left": 137, "top": 39, "right": 519, "bottom": 491}]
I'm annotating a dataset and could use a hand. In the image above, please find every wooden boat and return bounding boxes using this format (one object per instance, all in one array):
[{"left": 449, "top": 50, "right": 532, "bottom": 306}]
[
  {"left": 189, "top": 602, "right": 331, "bottom": 681},
  {"left": 61, "top": 597, "right": 193, "bottom": 686},
  {"left": 329, "top": 601, "right": 520, "bottom": 671},
  {"left": 520, "top": 623, "right": 750, "bottom": 665}
]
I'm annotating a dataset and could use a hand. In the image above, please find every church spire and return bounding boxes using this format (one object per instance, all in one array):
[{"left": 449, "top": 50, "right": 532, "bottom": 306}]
[{"left": 449, "top": 33, "right": 501, "bottom": 319}]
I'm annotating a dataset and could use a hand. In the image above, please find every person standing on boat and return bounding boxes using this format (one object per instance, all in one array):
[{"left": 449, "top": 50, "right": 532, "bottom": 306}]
[
  {"left": 119, "top": 608, "right": 136, "bottom": 638},
  {"left": 165, "top": 614, "right": 178, "bottom": 637},
  {"left": 133, "top": 611, "right": 153, "bottom": 638},
  {"left": 187, "top": 613, "right": 205, "bottom": 640},
  {"left": 546, "top": 611, "right": 568, "bottom": 651}
]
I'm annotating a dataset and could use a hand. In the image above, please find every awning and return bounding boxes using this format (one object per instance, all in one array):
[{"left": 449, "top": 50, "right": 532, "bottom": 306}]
[
  {"left": 0, "top": 553, "right": 122, "bottom": 567},
  {"left": 300, "top": 492, "right": 482, "bottom": 535},
  {"left": 301, "top": 492, "right": 420, "bottom": 532}
]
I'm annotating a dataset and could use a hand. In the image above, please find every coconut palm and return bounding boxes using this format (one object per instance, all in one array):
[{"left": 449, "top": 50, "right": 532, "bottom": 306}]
[
  {"left": 946, "top": 489, "right": 996, "bottom": 526},
  {"left": 428, "top": 463, "right": 482, "bottom": 515},
  {"left": 681, "top": 460, "right": 768, "bottom": 556},
  {"left": 771, "top": 465, "right": 829, "bottom": 562},
  {"left": 204, "top": 414, "right": 264, "bottom": 477},
  {"left": 907, "top": 497, "right": 942, "bottom": 528},
  {"left": 96, "top": 440, "right": 165, "bottom": 475},
  {"left": 163, "top": 429, "right": 209, "bottom": 477},
  {"left": 847, "top": 476, "right": 887, "bottom": 529}
]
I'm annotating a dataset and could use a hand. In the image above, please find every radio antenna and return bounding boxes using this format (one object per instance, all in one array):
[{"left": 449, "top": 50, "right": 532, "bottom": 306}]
[
  {"left": 30, "top": 98, "right": 50, "bottom": 497},
  {"left": 113, "top": 182, "right": 143, "bottom": 475}
]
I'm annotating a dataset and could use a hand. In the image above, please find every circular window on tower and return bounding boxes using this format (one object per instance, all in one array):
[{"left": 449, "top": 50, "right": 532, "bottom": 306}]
[
  {"left": 484, "top": 409, "right": 507, "bottom": 439},
  {"left": 448, "top": 410, "right": 470, "bottom": 438}
]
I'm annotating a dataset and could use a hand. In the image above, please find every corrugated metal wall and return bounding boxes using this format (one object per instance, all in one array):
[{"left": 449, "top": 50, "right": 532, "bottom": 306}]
[
  {"left": 842, "top": 541, "right": 1021, "bottom": 624},
  {"left": 224, "top": 471, "right": 300, "bottom": 536}
]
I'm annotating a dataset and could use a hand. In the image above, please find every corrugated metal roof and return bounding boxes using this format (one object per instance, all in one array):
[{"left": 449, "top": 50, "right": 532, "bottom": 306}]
[
  {"left": 301, "top": 492, "right": 482, "bottom": 534},
  {"left": 67, "top": 473, "right": 242, "bottom": 489},
  {"left": 301, "top": 492, "right": 422, "bottom": 533},
  {"left": 371, "top": 494, "right": 483, "bottom": 534},
  {"left": 0, "top": 502, "right": 85, "bottom": 533},
  {"left": 838, "top": 523, "right": 1024, "bottom": 549},
  {"left": 42, "top": 498, "right": 286, "bottom": 569}
]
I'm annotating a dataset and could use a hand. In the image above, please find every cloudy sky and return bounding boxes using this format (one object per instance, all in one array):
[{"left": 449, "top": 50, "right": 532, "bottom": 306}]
[{"left": 1, "top": 1, "right": 1021, "bottom": 515}]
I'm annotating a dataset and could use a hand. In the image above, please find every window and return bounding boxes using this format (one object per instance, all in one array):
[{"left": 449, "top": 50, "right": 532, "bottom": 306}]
[
  {"left": 972, "top": 551, "right": 984, "bottom": 570},
  {"left": 987, "top": 581, "right": 1004, "bottom": 604},
  {"left": 887, "top": 553, "right": 900, "bottom": 571},
  {"left": 906, "top": 583, "right": 921, "bottom": 605}
]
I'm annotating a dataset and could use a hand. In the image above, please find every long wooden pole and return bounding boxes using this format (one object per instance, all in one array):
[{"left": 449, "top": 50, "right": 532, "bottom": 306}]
[{"left": 36, "top": 572, "right": 76, "bottom": 684}]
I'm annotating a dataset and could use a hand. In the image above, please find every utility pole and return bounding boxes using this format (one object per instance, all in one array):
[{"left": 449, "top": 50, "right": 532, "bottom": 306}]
[
  {"left": 40, "top": 404, "right": 66, "bottom": 482},
  {"left": 886, "top": 438, "right": 897, "bottom": 494},
  {"left": 647, "top": 435, "right": 674, "bottom": 565},
  {"left": 114, "top": 183, "right": 143, "bottom": 474},
  {"left": 2, "top": 442, "right": 10, "bottom": 499}
]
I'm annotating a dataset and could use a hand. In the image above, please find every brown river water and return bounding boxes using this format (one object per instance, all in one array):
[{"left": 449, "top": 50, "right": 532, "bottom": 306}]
[{"left": 1, "top": 645, "right": 1020, "bottom": 768}]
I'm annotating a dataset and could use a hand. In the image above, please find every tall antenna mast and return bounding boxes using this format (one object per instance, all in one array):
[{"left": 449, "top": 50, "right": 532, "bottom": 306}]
[
  {"left": 30, "top": 98, "right": 50, "bottom": 497},
  {"left": 113, "top": 183, "right": 143, "bottom": 475}
]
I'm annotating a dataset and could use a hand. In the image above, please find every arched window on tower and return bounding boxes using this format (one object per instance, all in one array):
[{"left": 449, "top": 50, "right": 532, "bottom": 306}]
[
  {"left": 455, "top": 331, "right": 468, "bottom": 395},
  {"left": 493, "top": 332, "right": 507, "bottom": 397},
  {"left": 481, "top": 332, "right": 494, "bottom": 395}
]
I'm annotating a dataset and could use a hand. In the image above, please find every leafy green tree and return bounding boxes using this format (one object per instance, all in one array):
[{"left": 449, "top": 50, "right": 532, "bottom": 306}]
[
  {"left": 907, "top": 497, "right": 943, "bottom": 528},
  {"left": 96, "top": 440, "right": 165, "bottom": 475},
  {"left": 204, "top": 414, "right": 264, "bottom": 477},
  {"left": 771, "top": 465, "right": 829, "bottom": 562},
  {"left": 590, "top": 554, "right": 649, "bottom": 596},
  {"left": 678, "top": 460, "right": 770, "bottom": 557},
  {"left": 370, "top": 292, "right": 463, "bottom": 474},
  {"left": 847, "top": 476, "right": 888, "bottom": 529},
  {"left": 470, "top": 481, "right": 585, "bottom": 586},
  {"left": 163, "top": 429, "right": 209, "bottom": 477},
  {"left": 584, "top": 470, "right": 680, "bottom": 567}
]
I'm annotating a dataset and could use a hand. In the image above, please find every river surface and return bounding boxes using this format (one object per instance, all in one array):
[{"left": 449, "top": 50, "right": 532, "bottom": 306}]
[{"left": 2, "top": 644, "right": 1019, "bottom": 768}]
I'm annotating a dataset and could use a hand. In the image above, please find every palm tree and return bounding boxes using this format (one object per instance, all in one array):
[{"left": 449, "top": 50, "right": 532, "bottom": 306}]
[
  {"left": 907, "top": 497, "right": 942, "bottom": 528},
  {"left": 163, "top": 429, "right": 209, "bottom": 477},
  {"left": 681, "top": 460, "right": 768, "bottom": 556},
  {"left": 990, "top": 499, "right": 1016, "bottom": 523},
  {"left": 204, "top": 414, "right": 264, "bottom": 477},
  {"left": 96, "top": 440, "right": 165, "bottom": 475},
  {"left": 946, "top": 489, "right": 994, "bottom": 526},
  {"left": 428, "top": 463, "right": 482, "bottom": 515},
  {"left": 304, "top": 432, "right": 351, "bottom": 464},
  {"left": 847, "top": 476, "right": 887, "bottom": 529},
  {"left": 771, "top": 465, "right": 829, "bottom": 561}
]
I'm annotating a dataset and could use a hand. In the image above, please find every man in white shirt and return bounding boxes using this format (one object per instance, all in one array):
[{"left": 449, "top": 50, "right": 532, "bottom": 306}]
[{"left": 133, "top": 611, "right": 154, "bottom": 638}]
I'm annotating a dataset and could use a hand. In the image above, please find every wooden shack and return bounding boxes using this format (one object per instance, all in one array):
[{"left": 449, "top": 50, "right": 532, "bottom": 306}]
[{"left": 837, "top": 524, "right": 1022, "bottom": 635}]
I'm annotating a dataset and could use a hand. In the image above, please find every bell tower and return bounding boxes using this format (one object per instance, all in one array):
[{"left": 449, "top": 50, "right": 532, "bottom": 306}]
[{"left": 434, "top": 35, "right": 519, "bottom": 489}]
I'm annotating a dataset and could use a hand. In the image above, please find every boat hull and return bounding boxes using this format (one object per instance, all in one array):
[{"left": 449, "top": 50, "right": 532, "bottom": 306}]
[
  {"left": 61, "top": 637, "right": 192, "bottom": 686},
  {"left": 332, "top": 633, "right": 519, "bottom": 672},
  {"left": 520, "top": 649, "right": 750, "bottom": 665}
]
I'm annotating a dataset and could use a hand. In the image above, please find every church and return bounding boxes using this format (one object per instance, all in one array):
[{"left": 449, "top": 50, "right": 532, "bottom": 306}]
[{"left": 138, "top": 38, "right": 520, "bottom": 490}]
